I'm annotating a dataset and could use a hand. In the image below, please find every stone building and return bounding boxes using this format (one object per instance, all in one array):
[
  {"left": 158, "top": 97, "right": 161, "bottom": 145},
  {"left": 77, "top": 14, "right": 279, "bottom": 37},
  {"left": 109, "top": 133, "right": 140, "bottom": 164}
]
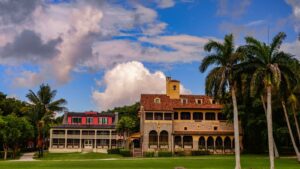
[
  {"left": 139, "top": 77, "right": 243, "bottom": 154},
  {"left": 49, "top": 111, "right": 123, "bottom": 153}
]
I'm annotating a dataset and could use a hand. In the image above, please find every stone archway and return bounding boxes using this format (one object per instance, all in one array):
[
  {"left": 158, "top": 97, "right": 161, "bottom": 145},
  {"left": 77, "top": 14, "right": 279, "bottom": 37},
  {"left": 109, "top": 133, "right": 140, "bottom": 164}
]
[
  {"left": 149, "top": 130, "right": 158, "bottom": 148},
  {"left": 159, "top": 130, "right": 168, "bottom": 149},
  {"left": 198, "top": 136, "right": 205, "bottom": 149}
]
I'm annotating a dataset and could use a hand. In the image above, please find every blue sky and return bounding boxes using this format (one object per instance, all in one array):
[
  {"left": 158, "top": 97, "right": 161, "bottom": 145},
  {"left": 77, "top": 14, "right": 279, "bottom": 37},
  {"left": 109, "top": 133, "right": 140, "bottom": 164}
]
[{"left": 0, "top": 0, "right": 299, "bottom": 112}]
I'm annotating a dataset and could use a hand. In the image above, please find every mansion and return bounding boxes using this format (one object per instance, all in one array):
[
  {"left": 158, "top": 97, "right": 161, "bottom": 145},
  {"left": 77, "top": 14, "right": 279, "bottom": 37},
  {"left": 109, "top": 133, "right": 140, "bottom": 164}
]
[
  {"left": 49, "top": 77, "right": 242, "bottom": 154},
  {"left": 139, "top": 77, "right": 243, "bottom": 154}
]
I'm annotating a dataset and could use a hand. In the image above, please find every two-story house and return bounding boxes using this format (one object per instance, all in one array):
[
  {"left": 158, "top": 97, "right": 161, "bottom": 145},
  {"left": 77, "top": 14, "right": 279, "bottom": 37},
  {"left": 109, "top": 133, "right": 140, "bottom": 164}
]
[
  {"left": 49, "top": 111, "right": 123, "bottom": 153},
  {"left": 139, "top": 77, "right": 243, "bottom": 154}
]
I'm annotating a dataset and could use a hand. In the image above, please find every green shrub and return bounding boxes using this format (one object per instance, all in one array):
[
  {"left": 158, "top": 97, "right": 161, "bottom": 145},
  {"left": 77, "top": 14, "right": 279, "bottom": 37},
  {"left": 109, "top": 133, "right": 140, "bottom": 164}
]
[
  {"left": 174, "top": 150, "right": 185, "bottom": 156},
  {"left": 158, "top": 151, "right": 172, "bottom": 157},
  {"left": 107, "top": 148, "right": 120, "bottom": 154},
  {"left": 143, "top": 151, "right": 154, "bottom": 157},
  {"left": 191, "top": 150, "right": 209, "bottom": 156},
  {"left": 120, "top": 149, "right": 131, "bottom": 157}
]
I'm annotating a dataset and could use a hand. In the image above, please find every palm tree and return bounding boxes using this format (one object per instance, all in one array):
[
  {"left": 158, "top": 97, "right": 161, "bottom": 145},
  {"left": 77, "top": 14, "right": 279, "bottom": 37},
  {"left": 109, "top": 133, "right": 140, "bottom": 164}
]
[
  {"left": 240, "top": 32, "right": 296, "bottom": 169},
  {"left": 287, "top": 88, "right": 300, "bottom": 144},
  {"left": 200, "top": 34, "right": 243, "bottom": 169},
  {"left": 26, "top": 84, "right": 67, "bottom": 157}
]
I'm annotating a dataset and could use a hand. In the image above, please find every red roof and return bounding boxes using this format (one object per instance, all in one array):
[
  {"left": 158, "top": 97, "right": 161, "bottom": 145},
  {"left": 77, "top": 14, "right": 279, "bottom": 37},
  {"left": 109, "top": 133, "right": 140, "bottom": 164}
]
[{"left": 140, "top": 94, "right": 222, "bottom": 111}]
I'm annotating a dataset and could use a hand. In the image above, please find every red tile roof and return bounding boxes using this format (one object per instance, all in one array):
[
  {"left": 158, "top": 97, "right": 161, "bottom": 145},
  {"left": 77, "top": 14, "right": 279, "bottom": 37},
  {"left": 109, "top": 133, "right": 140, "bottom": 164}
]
[{"left": 140, "top": 94, "right": 222, "bottom": 111}]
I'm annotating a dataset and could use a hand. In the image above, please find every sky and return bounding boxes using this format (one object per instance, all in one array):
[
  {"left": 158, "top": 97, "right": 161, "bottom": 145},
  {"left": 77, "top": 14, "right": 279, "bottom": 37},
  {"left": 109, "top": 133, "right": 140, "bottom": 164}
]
[{"left": 0, "top": 0, "right": 299, "bottom": 112}]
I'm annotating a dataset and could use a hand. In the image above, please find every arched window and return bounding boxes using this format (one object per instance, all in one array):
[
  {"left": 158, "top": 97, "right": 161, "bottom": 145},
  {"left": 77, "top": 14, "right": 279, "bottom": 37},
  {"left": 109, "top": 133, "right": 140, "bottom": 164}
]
[
  {"left": 207, "top": 136, "right": 214, "bottom": 149},
  {"left": 224, "top": 137, "right": 231, "bottom": 149},
  {"left": 159, "top": 130, "right": 168, "bottom": 146},
  {"left": 149, "top": 130, "right": 158, "bottom": 147},
  {"left": 199, "top": 136, "right": 205, "bottom": 149},
  {"left": 215, "top": 136, "right": 223, "bottom": 149},
  {"left": 173, "top": 85, "right": 177, "bottom": 91},
  {"left": 154, "top": 98, "right": 161, "bottom": 104}
]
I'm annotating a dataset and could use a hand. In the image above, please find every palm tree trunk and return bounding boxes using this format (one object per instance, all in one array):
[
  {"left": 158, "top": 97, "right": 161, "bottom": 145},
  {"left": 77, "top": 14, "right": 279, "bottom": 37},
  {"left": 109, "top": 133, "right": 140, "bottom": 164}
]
[
  {"left": 267, "top": 86, "right": 275, "bottom": 169},
  {"left": 292, "top": 107, "right": 300, "bottom": 144},
  {"left": 231, "top": 86, "right": 241, "bottom": 169},
  {"left": 282, "top": 101, "right": 300, "bottom": 161},
  {"left": 261, "top": 95, "right": 279, "bottom": 158}
]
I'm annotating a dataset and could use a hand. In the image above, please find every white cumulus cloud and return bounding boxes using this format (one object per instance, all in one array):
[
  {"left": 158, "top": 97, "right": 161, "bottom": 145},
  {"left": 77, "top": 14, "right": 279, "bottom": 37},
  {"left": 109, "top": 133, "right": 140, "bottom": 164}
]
[{"left": 92, "top": 61, "right": 190, "bottom": 111}]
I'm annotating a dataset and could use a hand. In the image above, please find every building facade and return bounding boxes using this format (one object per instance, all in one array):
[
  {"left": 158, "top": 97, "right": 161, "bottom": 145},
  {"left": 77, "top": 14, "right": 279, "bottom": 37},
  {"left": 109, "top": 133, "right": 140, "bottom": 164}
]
[
  {"left": 49, "top": 111, "right": 123, "bottom": 153},
  {"left": 139, "top": 77, "right": 243, "bottom": 154}
]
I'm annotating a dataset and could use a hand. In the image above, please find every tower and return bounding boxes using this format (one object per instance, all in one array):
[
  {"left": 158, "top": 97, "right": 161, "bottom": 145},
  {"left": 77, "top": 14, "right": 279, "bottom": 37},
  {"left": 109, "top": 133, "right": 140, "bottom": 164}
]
[{"left": 166, "top": 77, "right": 180, "bottom": 99}]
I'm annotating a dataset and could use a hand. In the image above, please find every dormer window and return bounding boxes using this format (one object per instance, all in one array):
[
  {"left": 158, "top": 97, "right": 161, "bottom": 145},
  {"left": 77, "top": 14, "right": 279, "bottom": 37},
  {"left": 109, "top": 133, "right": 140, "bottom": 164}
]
[
  {"left": 154, "top": 98, "right": 161, "bottom": 104},
  {"left": 173, "top": 85, "right": 177, "bottom": 91},
  {"left": 181, "top": 98, "right": 188, "bottom": 104},
  {"left": 195, "top": 99, "right": 203, "bottom": 104}
]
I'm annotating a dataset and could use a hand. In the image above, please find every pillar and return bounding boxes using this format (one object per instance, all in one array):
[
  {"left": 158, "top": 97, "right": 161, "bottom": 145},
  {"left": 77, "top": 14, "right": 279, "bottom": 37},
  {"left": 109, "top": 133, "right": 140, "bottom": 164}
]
[
  {"left": 79, "top": 129, "right": 82, "bottom": 150},
  {"left": 181, "top": 136, "right": 183, "bottom": 148},
  {"left": 49, "top": 129, "right": 53, "bottom": 149},
  {"left": 109, "top": 130, "right": 112, "bottom": 149},
  {"left": 205, "top": 136, "right": 207, "bottom": 149},
  {"left": 203, "top": 112, "right": 206, "bottom": 121},
  {"left": 192, "top": 136, "right": 200, "bottom": 150},
  {"left": 64, "top": 129, "right": 68, "bottom": 149},
  {"left": 157, "top": 131, "right": 160, "bottom": 149},
  {"left": 94, "top": 129, "right": 97, "bottom": 150}
]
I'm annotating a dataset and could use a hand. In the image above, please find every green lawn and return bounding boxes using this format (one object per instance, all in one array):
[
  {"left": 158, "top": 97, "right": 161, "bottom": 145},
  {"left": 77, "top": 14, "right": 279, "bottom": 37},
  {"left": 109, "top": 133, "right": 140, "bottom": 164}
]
[
  {"left": 36, "top": 152, "right": 122, "bottom": 160},
  {"left": 0, "top": 154, "right": 299, "bottom": 169}
]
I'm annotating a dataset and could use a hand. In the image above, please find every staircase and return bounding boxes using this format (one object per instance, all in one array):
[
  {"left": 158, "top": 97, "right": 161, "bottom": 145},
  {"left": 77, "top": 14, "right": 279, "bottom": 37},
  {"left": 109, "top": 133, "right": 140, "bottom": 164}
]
[{"left": 132, "top": 148, "right": 142, "bottom": 157}]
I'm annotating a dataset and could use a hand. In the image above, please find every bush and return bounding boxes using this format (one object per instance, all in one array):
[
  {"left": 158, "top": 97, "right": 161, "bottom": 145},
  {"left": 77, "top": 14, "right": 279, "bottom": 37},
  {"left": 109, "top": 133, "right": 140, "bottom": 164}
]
[
  {"left": 107, "top": 148, "right": 120, "bottom": 154},
  {"left": 0, "top": 150, "right": 20, "bottom": 159},
  {"left": 144, "top": 151, "right": 155, "bottom": 157},
  {"left": 191, "top": 150, "right": 209, "bottom": 156},
  {"left": 174, "top": 150, "right": 185, "bottom": 156},
  {"left": 120, "top": 149, "right": 131, "bottom": 157},
  {"left": 158, "top": 151, "right": 172, "bottom": 157}
]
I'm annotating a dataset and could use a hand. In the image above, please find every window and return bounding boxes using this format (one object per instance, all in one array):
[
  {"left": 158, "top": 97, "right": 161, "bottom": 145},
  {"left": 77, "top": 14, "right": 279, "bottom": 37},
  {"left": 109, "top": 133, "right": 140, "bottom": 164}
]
[
  {"left": 154, "top": 98, "right": 161, "bottom": 104},
  {"left": 195, "top": 99, "right": 203, "bottom": 104},
  {"left": 181, "top": 98, "right": 188, "bottom": 104},
  {"left": 99, "top": 117, "right": 108, "bottom": 124},
  {"left": 181, "top": 112, "right": 191, "bottom": 120},
  {"left": 71, "top": 117, "right": 82, "bottom": 124},
  {"left": 146, "top": 112, "right": 153, "bottom": 120},
  {"left": 82, "top": 130, "right": 95, "bottom": 135},
  {"left": 174, "top": 112, "right": 178, "bottom": 120},
  {"left": 193, "top": 112, "right": 203, "bottom": 120},
  {"left": 173, "top": 85, "right": 177, "bottom": 90},
  {"left": 217, "top": 113, "right": 227, "bottom": 121},
  {"left": 67, "top": 130, "right": 80, "bottom": 135},
  {"left": 97, "top": 131, "right": 110, "bottom": 135},
  {"left": 205, "top": 112, "right": 216, "bottom": 120},
  {"left": 164, "top": 113, "right": 172, "bottom": 120},
  {"left": 87, "top": 117, "right": 93, "bottom": 124},
  {"left": 154, "top": 112, "right": 163, "bottom": 120}
]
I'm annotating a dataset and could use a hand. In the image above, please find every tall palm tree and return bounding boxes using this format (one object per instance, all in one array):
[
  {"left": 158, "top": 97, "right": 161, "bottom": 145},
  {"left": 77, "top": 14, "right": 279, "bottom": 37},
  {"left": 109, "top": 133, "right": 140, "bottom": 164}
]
[
  {"left": 240, "top": 32, "right": 296, "bottom": 169},
  {"left": 200, "top": 34, "right": 243, "bottom": 169},
  {"left": 26, "top": 84, "right": 67, "bottom": 156},
  {"left": 287, "top": 88, "right": 300, "bottom": 144}
]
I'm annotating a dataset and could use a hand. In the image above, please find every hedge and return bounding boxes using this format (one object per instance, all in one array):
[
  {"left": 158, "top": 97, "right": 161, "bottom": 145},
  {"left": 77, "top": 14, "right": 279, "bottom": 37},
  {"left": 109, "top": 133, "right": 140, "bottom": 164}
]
[
  {"left": 158, "top": 151, "right": 172, "bottom": 157},
  {"left": 107, "top": 148, "right": 120, "bottom": 154},
  {"left": 120, "top": 149, "right": 131, "bottom": 157},
  {"left": 191, "top": 150, "right": 209, "bottom": 156},
  {"left": 143, "top": 151, "right": 155, "bottom": 157}
]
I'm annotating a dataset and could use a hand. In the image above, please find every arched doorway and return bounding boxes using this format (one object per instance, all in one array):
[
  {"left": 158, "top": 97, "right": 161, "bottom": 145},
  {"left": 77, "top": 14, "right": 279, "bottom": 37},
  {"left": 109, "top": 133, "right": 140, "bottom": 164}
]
[
  {"left": 207, "top": 136, "right": 214, "bottom": 149},
  {"left": 149, "top": 130, "right": 158, "bottom": 148},
  {"left": 132, "top": 139, "right": 140, "bottom": 148},
  {"left": 183, "top": 136, "right": 193, "bottom": 149},
  {"left": 215, "top": 136, "right": 223, "bottom": 149},
  {"left": 224, "top": 137, "right": 231, "bottom": 149},
  {"left": 159, "top": 130, "right": 168, "bottom": 148},
  {"left": 198, "top": 136, "right": 205, "bottom": 149}
]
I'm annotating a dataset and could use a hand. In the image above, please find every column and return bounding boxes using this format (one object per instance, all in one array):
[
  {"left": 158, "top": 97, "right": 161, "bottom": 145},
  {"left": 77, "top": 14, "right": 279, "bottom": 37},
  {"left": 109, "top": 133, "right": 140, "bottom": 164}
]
[
  {"left": 64, "top": 129, "right": 68, "bottom": 149},
  {"left": 94, "top": 130, "right": 97, "bottom": 150},
  {"left": 192, "top": 136, "right": 199, "bottom": 150},
  {"left": 109, "top": 130, "right": 112, "bottom": 149},
  {"left": 213, "top": 136, "right": 216, "bottom": 153},
  {"left": 171, "top": 135, "right": 174, "bottom": 153},
  {"left": 181, "top": 136, "right": 183, "bottom": 148},
  {"left": 203, "top": 113, "right": 206, "bottom": 121},
  {"left": 49, "top": 129, "right": 53, "bottom": 149},
  {"left": 157, "top": 132, "right": 160, "bottom": 149},
  {"left": 79, "top": 129, "right": 82, "bottom": 151},
  {"left": 215, "top": 112, "right": 218, "bottom": 121},
  {"left": 222, "top": 136, "right": 225, "bottom": 153},
  {"left": 205, "top": 136, "right": 207, "bottom": 149}
]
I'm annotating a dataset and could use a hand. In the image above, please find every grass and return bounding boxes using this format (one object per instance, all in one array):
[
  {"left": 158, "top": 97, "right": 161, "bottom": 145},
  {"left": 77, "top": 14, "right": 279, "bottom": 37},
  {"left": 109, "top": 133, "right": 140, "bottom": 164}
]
[
  {"left": 35, "top": 152, "right": 122, "bottom": 160},
  {"left": 0, "top": 153, "right": 299, "bottom": 169}
]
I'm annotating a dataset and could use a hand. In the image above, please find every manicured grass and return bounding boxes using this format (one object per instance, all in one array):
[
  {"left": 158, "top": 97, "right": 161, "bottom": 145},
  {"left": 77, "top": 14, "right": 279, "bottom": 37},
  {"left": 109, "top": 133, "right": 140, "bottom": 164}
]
[
  {"left": 0, "top": 154, "right": 299, "bottom": 169},
  {"left": 36, "top": 152, "right": 122, "bottom": 160}
]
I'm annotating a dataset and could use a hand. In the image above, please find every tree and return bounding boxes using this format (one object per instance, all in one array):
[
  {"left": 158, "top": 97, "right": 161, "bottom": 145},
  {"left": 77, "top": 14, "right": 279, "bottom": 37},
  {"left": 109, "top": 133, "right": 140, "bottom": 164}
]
[
  {"left": 199, "top": 34, "right": 243, "bottom": 169},
  {"left": 26, "top": 84, "right": 67, "bottom": 157},
  {"left": 0, "top": 114, "right": 33, "bottom": 160},
  {"left": 240, "top": 32, "right": 296, "bottom": 169},
  {"left": 116, "top": 116, "right": 136, "bottom": 148}
]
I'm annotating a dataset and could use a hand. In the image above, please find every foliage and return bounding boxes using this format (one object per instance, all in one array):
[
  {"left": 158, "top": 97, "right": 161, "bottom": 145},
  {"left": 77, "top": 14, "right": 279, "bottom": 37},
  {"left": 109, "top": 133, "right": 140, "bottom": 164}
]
[
  {"left": 119, "top": 149, "right": 131, "bottom": 157},
  {"left": 116, "top": 116, "right": 136, "bottom": 134},
  {"left": 158, "top": 151, "right": 172, "bottom": 157},
  {"left": 191, "top": 150, "right": 210, "bottom": 156},
  {"left": 107, "top": 148, "right": 120, "bottom": 154},
  {"left": 143, "top": 151, "right": 154, "bottom": 157}
]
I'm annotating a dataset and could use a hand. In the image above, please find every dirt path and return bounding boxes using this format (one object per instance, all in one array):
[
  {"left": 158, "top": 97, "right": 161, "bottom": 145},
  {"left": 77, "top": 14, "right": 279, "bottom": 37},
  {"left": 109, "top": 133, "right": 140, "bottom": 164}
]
[{"left": 17, "top": 152, "right": 36, "bottom": 161}]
